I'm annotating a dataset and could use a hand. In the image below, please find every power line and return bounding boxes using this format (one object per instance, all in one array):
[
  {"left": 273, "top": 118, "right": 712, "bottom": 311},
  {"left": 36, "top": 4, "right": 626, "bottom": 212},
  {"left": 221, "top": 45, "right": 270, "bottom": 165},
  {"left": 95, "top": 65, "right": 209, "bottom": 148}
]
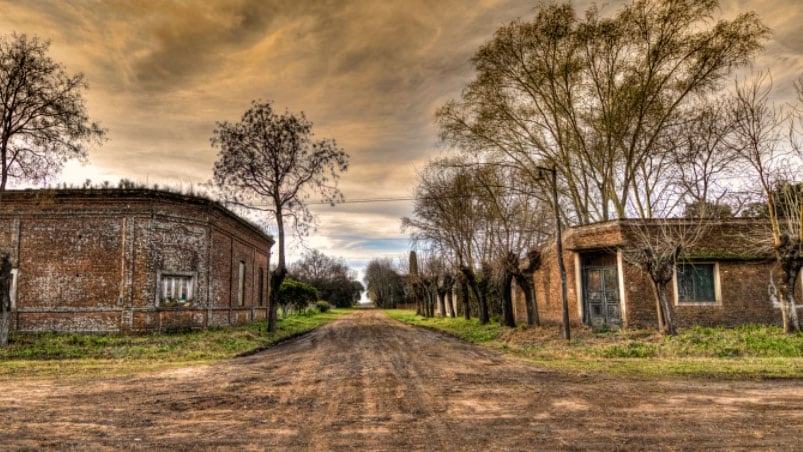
[{"left": 309, "top": 197, "right": 415, "bottom": 205}]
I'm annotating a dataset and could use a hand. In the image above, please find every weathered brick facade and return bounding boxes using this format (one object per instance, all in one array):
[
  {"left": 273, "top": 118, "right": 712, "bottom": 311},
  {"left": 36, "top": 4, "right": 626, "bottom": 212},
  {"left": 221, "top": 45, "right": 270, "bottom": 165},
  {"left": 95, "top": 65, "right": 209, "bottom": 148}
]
[
  {"left": 514, "top": 219, "right": 800, "bottom": 329},
  {"left": 0, "top": 189, "right": 273, "bottom": 333}
]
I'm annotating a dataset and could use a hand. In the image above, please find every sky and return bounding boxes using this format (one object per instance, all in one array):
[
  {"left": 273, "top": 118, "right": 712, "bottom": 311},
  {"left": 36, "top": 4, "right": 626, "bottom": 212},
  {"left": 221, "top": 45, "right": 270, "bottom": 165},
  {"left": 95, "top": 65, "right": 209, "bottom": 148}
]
[{"left": 1, "top": 0, "right": 802, "bottom": 286}]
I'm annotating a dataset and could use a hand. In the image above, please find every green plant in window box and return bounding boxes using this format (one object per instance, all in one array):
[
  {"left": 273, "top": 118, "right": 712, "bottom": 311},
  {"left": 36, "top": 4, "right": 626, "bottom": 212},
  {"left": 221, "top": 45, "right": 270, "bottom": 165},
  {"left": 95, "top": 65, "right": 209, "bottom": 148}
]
[{"left": 161, "top": 298, "right": 193, "bottom": 308}]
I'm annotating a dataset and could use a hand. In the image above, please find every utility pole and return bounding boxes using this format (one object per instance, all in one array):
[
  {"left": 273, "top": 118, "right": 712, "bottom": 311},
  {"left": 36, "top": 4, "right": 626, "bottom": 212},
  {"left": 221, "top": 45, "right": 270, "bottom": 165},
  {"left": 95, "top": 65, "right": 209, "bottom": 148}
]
[{"left": 539, "top": 165, "right": 570, "bottom": 341}]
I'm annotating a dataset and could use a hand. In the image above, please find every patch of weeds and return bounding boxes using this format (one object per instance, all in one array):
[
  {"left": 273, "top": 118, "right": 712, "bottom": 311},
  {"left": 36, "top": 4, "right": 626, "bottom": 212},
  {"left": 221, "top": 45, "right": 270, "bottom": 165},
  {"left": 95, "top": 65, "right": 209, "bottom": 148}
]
[
  {"left": 384, "top": 310, "right": 501, "bottom": 343},
  {"left": 602, "top": 341, "right": 658, "bottom": 358},
  {"left": 0, "top": 308, "right": 354, "bottom": 379}
]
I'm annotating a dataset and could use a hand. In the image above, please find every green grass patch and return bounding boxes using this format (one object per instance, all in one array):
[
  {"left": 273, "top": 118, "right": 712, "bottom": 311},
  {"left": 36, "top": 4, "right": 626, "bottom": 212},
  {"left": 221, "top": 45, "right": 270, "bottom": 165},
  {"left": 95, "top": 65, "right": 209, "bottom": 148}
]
[
  {"left": 0, "top": 308, "right": 352, "bottom": 379},
  {"left": 385, "top": 310, "right": 500, "bottom": 342},
  {"left": 385, "top": 309, "right": 803, "bottom": 380}
]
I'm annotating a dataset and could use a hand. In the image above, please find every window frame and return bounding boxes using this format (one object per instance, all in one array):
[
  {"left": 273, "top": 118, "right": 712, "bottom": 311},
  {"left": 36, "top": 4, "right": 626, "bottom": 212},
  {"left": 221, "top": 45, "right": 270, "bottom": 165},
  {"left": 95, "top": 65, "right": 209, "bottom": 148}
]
[
  {"left": 155, "top": 271, "right": 197, "bottom": 307},
  {"left": 9, "top": 269, "right": 18, "bottom": 309},
  {"left": 257, "top": 267, "right": 265, "bottom": 307},
  {"left": 237, "top": 261, "right": 246, "bottom": 306},
  {"left": 673, "top": 261, "right": 721, "bottom": 305}
]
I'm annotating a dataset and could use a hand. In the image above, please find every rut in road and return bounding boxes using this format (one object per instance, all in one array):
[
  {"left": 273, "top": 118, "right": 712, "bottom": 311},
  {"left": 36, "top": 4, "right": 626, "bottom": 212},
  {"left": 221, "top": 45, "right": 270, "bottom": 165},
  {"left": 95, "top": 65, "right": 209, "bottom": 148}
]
[{"left": 1, "top": 309, "right": 802, "bottom": 450}]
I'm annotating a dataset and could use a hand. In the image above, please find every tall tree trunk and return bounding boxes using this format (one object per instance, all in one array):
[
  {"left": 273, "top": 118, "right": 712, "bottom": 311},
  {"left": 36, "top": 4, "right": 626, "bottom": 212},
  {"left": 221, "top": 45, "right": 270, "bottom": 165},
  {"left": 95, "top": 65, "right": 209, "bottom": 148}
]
[
  {"left": 0, "top": 250, "right": 12, "bottom": 347},
  {"left": 268, "top": 266, "right": 286, "bottom": 333},
  {"left": 460, "top": 279, "right": 470, "bottom": 320},
  {"left": 477, "top": 263, "right": 492, "bottom": 325},
  {"left": 501, "top": 271, "right": 515, "bottom": 327},
  {"left": 649, "top": 279, "right": 667, "bottom": 332},
  {"left": 514, "top": 273, "right": 539, "bottom": 326},
  {"left": 462, "top": 266, "right": 488, "bottom": 323},
  {"left": 0, "top": 310, "right": 9, "bottom": 347},
  {"left": 446, "top": 289, "right": 456, "bottom": 318},
  {"left": 776, "top": 238, "right": 802, "bottom": 333},
  {"left": 427, "top": 286, "right": 435, "bottom": 318},
  {"left": 778, "top": 270, "right": 802, "bottom": 333},
  {"left": 437, "top": 291, "right": 446, "bottom": 317},
  {"left": 657, "top": 283, "right": 677, "bottom": 336},
  {"left": 649, "top": 280, "right": 676, "bottom": 336},
  {"left": 461, "top": 266, "right": 488, "bottom": 322},
  {"left": 268, "top": 202, "right": 287, "bottom": 333},
  {"left": 423, "top": 287, "right": 430, "bottom": 317},
  {"left": 476, "top": 279, "right": 489, "bottom": 325},
  {"left": 0, "top": 188, "right": 8, "bottom": 346}
]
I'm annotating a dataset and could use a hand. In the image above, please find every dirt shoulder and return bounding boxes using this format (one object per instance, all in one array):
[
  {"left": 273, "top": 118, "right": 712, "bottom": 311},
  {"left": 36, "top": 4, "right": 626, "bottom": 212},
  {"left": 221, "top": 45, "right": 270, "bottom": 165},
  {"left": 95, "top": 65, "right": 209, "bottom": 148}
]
[{"left": 1, "top": 309, "right": 801, "bottom": 450}]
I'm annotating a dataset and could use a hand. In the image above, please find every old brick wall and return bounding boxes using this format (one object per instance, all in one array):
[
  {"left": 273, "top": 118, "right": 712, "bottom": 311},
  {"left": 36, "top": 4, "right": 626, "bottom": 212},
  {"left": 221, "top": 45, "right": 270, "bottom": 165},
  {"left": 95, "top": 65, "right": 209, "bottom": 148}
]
[
  {"left": 529, "top": 219, "right": 792, "bottom": 330},
  {"left": 0, "top": 189, "right": 272, "bottom": 333},
  {"left": 532, "top": 241, "right": 583, "bottom": 326},
  {"left": 207, "top": 208, "right": 270, "bottom": 328},
  {"left": 17, "top": 216, "right": 125, "bottom": 332},
  {"left": 511, "top": 281, "right": 527, "bottom": 323},
  {"left": 619, "top": 261, "right": 656, "bottom": 329}
]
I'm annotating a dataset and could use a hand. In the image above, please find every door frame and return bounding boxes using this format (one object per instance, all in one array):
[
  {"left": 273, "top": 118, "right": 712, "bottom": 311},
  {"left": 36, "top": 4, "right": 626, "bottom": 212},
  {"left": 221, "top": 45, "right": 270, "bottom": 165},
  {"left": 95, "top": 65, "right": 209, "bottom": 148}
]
[{"left": 575, "top": 249, "right": 627, "bottom": 328}]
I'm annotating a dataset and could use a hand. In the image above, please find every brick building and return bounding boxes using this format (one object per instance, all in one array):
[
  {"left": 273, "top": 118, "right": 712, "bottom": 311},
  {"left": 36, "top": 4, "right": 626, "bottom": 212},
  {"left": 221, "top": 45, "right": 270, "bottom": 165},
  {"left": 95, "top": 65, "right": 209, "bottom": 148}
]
[
  {"left": 0, "top": 189, "right": 273, "bottom": 333},
  {"left": 513, "top": 218, "right": 799, "bottom": 329}
]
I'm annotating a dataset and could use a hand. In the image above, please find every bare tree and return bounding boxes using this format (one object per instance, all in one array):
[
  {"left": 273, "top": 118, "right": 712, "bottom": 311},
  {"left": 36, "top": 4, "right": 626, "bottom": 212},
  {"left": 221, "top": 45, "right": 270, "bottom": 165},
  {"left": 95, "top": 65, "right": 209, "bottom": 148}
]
[
  {"left": 403, "top": 158, "right": 493, "bottom": 323},
  {"left": 622, "top": 220, "right": 708, "bottom": 335},
  {"left": 471, "top": 163, "right": 551, "bottom": 327},
  {"left": 727, "top": 74, "right": 802, "bottom": 332},
  {"left": 0, "top": 33, "right": 105, "bottom": 346},
  {"left": 437, "top": 0, "right": 768, "bottom": 224},
  {"left": 670, "top": 100, "right": 745, "bottom": 214},
  {"left": 0, "top": 34, "right": 104, "bottom": 192},
  {"left": 212, "top": 101, "right": 348, "bottom": 332}
]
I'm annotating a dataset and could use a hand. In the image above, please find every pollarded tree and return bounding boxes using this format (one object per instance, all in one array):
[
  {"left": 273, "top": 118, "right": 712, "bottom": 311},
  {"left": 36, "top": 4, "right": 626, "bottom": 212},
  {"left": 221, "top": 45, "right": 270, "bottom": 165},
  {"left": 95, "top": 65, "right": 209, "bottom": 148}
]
[
  {"left": 728, "top": 74, "right": 802, "bottom": 333},
  {"left": 622, "top": 220, "right": 708, "bottom": 335},
  {"left": 0, "top": 33, "right": 105, "bottom": 347},
  {"left": 402, "top": 157, "right": 493, "bottom": 323},
  {"left": 212, "top": 101, "right": 348, "bottom": 332},
  {"left": 470, "top": 162, "right": 552, "bottom": 327}
]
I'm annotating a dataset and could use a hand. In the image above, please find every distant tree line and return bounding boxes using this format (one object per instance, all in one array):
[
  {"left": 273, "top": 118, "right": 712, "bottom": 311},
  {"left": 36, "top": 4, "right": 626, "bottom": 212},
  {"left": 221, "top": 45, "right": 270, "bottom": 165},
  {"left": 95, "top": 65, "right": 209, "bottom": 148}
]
[{"left": 289, "top": 249, "right": 363, "bottom": 308}]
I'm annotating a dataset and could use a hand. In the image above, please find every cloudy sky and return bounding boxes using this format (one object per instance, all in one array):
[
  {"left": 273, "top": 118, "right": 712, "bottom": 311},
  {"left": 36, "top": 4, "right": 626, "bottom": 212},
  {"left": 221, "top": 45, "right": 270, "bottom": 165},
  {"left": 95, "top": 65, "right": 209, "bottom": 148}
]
[{"left": 1, "top": 0, "right": 802, "bottom": 281}]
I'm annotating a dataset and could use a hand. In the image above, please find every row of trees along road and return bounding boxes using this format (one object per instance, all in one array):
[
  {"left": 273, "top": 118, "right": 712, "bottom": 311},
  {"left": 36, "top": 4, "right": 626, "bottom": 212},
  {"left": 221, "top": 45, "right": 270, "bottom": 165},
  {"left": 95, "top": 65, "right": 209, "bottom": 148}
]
[{"left": 408, "top": 0, "right": 803, "bottom": 334}]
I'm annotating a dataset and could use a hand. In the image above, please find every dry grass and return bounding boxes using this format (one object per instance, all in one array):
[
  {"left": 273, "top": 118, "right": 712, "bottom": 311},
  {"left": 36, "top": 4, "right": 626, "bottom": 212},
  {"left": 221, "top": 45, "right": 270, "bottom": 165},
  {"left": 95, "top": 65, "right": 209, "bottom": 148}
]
[{"left": 386, "top": 309, "right": 803, "bottom": 380}]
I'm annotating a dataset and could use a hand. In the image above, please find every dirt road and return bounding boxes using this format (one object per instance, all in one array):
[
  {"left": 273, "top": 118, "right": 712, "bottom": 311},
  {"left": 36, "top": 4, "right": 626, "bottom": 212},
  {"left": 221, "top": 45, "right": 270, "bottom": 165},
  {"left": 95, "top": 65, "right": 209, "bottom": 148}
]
[{"left": 1, "top": 310, "right": 801, "bottom": 450}]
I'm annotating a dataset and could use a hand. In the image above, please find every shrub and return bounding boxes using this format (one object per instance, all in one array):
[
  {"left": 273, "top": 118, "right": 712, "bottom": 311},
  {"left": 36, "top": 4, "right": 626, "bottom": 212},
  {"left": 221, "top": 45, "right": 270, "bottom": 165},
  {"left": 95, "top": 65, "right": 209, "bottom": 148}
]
[
  {"left": 315, "top": 301, "right": 331, "bottom": 313},
  {"left": 279, "top": 279, "right": 320, "bottom": 313}
]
